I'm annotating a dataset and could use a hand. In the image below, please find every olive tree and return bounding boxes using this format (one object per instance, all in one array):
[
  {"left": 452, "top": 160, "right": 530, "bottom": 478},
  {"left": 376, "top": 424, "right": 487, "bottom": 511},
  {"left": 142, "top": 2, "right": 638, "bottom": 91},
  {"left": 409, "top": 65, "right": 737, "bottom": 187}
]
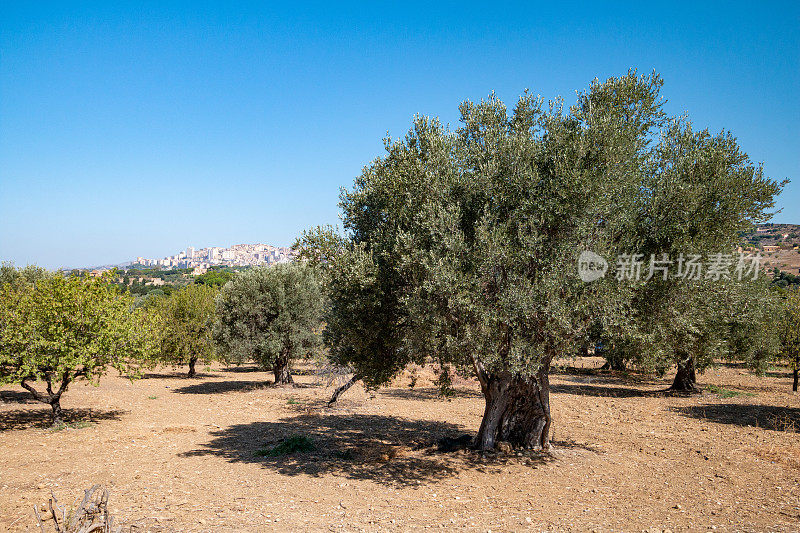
[
  {"left": 0, "top": 262, "right": 48, "bottom": 286},
  {"left": 0, "top": 271, "right": 158, "bottom": 426},
  {"left": 301, "top": 71, "right": 783, "bottom": 450},
  {"left": 778, "top": 289, "right": 800, "bottom": 392},
  {"left": 617, "top": 276, "right": 783, "bottom": 392},
  {"left": 213, "top": 263, "right": 323, "bottom": 384},
  {"left": 152, "top": 284, "right": 218, "bottom": 377}
]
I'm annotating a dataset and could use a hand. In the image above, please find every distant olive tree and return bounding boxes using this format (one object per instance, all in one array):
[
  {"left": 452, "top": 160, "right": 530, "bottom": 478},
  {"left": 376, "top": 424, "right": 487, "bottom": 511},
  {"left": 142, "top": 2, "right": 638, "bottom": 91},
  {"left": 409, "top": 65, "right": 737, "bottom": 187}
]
[
  {"left": 152, "top": 284, "right": 218, "bottom": 377},
  {"left": 0, "top": 262, "right": 48, "bottom": 287},
  {"left": 599, "top": 275, "right": 783, "bottom": 392},
  {"left": 0, "top": 270, "right": 159, "bottom": 426},
  {"left": 194, "top": 269, "right": 234, "bottom": 288},
  {"left": 779, "top": 289, "right": 800, "bottom": 392},
  {"left": 213, "top": 263, "right": 323, "bottom": 384}
]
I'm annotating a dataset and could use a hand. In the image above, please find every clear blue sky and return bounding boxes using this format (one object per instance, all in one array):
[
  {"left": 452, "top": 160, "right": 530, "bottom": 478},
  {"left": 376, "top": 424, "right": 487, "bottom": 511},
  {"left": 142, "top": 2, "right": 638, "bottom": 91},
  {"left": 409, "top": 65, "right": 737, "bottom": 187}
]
[{"left": 1, "top": 2, "right": 798, "bottom": 269}]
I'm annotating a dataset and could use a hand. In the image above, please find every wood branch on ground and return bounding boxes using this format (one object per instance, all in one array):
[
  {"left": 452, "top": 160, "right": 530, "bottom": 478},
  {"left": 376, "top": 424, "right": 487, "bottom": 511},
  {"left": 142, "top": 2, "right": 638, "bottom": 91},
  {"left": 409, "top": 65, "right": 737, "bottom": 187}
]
[{"left": 34, "top": 485, "right": 121, "bottom": 533}]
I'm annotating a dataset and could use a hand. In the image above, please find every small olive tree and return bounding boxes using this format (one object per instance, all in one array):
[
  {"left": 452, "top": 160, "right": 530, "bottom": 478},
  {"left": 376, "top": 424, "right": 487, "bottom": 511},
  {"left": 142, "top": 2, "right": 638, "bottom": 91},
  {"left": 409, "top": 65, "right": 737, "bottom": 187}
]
[
  {"left": 0, "top": 262, "right": 48, "bottom": 286},
  {"left": 0, "top": 271, "right": 159, "bottom": 426},
  {"left": 213, "top": 263, "right": 323, "bottom": 384},
  {"left": 602, "top": 275, "right": 783, "bottom": 392},
  {"left": 779, "top": 288, "right": 800, "bottom": 392},
  {"left": 152, "top": 284, "right": 218, "bottom": 377}
]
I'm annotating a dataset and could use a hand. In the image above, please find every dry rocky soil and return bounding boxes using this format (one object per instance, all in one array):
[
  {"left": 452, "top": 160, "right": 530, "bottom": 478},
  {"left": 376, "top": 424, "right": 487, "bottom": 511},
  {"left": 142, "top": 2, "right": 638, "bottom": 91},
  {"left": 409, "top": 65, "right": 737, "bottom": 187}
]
[
  {"left": 1, "top": 359, "right": 798, "bottom": 532},
  {"left": 762, "top": 249, "right": 800, "bottom": 276}
]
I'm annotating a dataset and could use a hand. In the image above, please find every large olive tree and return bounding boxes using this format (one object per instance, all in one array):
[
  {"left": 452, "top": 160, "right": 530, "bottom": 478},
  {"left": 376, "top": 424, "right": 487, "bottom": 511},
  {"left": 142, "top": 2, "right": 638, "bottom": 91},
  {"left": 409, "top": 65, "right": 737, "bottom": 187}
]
[
  {"left": 213, "top": 263, "right": 323, "bottom": 384},
  {"left": 0, "top": 270, "right": 158, "bottom": 426},
  {"left": 301, "top": 71, "right": 783, "bottom": 450}
]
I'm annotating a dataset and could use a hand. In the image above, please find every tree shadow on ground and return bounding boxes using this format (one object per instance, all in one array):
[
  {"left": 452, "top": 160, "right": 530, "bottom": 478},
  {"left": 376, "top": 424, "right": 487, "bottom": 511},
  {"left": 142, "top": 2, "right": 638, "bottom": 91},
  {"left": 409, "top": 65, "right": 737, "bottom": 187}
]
[
  {"left": 765, "top": 369, "right": 793, "bottom": 379},
  {"left": 0, "top": 407, "right": 125, "bottom": 431},
  {"left": 172, "top": 379, "right": 319, "bottom": 395},
  {"left": 171, "top": 380, "right": 272, "bottom": 395},
  {"left": 143, "top": 371, "right": 214, "bottom": 379},
  {"left": 551, "top": 365, "right": 604, "bottom": 376},
  {"left": 0, "top": 390, "right": 37, "bottom": 404},
  {"left": 550, "top": 383, "right": 663, "bottom": 398},
  {"left": 221, "top": 365, "right": 264, "bottom": 373},
  {"left": 553, "top": 367, "right": 662, "bottom": 383},
  {"left": 551, "top": 438, "right": 605, "bottom": 454},
  {"left": 716, "top": 361, "right": 751, "bottom": 369},
  {"left": 672, "top": 404, "right": 800, "bottom": 432},
  {"left": 377, "top": 387, "right": 483, "bottom": 400},
  {"left": 180, "top": 413, "right": 552, "bottom": 486}
]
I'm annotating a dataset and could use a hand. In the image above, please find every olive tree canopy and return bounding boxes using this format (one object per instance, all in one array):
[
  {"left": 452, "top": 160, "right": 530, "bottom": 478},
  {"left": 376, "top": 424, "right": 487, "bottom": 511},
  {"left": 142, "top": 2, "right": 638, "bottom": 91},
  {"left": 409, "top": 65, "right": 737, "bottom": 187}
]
[
  {"left": 300, "top": 71, "right": 783, "bottom": 450},
  {"left": 152, "top": 283, "right": 218, "bottom": 377},
  {"left": 213, "top": 263, "right": 323, "bottom": 384}
]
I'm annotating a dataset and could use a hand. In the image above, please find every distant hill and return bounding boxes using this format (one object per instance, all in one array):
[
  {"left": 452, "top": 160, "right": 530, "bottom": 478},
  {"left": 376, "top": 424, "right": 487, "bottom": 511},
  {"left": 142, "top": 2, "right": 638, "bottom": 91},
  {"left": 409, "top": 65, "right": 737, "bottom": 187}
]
[
  {"left": 741, "top": 223, "right": 800, "bottom": 246},
  {"left": 742, "top": 223, "right": 800, "bottom": 275},
  {"left": 59, "top": 261, "right": 132, "bottom": 273}
]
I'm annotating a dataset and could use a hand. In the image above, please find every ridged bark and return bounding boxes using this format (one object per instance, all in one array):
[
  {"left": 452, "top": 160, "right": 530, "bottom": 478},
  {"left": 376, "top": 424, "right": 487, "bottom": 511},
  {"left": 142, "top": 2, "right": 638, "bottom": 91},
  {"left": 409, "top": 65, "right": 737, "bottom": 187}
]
[
  {"left": 272, "top": 356, "right": 294, "bottom": 385},
  {"left": 474, "top": 363, "right": 551, "bottom": 451},
  {"left": 670, "top": 355, "right": 700, "bottom": 393},
  {"left": 50, "top": 401, "right": 64, "bottom": 426}
]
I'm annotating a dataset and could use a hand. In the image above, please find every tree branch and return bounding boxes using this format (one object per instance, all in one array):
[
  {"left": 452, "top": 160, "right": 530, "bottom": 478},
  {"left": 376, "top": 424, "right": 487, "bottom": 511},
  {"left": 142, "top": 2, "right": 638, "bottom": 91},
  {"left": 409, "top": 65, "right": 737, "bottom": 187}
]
[
  {"left": 470, "top": 353, "right": 489, "bottom": 391},
  {"left": 54, "top": 371, "right": 73, "bottom": 399},
  {"left": 327, "top": 373, "right": 361, "bottom": 406},
  {"left": 20, "top": 378, "right": 50, "bottom": 404}
]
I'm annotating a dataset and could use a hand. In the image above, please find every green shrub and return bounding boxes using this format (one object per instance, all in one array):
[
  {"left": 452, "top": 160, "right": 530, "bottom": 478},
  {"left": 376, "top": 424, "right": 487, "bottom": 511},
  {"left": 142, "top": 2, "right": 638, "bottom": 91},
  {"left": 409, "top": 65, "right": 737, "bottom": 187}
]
[
  {"left": 707, "top": 384, "right": 755, "bottom": 398},
  {"left": 254, "top": 435, "right": 315, "bottom": 457}
]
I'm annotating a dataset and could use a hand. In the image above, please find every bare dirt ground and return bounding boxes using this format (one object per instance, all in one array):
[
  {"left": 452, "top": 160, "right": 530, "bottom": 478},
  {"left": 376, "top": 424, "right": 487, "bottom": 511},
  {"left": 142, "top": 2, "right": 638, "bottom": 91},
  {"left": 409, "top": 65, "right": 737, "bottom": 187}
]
[
  {"left": 762, "top": 249, "right": 800, "bottom": 275},
  {"left": 1, "top": 360, "right": 798, "bottom": 532}
]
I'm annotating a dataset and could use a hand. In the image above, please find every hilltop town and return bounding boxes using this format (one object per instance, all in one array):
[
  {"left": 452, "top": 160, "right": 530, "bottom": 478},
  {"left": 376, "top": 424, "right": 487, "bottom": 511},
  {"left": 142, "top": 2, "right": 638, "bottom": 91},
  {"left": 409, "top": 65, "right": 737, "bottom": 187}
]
[{"left": 133, "top": 243, "right": 295, "bottom": 271}]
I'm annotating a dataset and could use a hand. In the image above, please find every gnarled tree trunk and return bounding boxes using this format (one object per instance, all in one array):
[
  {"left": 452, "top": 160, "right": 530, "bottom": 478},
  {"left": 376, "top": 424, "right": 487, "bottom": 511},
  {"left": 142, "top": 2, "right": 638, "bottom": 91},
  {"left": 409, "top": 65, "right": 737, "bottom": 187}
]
[
  {"left": 272, "top": 355, "right": 293, "bottom": 385},
  {"left": 50, "top": 400, "right": 64, "bottom": 426},
  {"left": 21, "top": 373, "right": 72, "bottom": 427},
  {"left": 474, "top": 362, "right": 551, "bottom": 451},
  {"left": 600, "top": 353, "right": 627, "bottom": 371},
  {"left": 188, "top": 356, "right": 198, "bottom": 378},
  {"left": 670, "top": 354, "right": 700, "bottom": 393},
  {"left": 793, "top": 366, "right": 798, "bottom": 393}
]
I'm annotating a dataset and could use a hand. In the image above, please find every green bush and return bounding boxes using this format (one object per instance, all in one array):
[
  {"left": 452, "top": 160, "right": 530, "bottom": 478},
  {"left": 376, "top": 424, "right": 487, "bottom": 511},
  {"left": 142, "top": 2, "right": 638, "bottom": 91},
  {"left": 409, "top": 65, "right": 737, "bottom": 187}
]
[
  {"left": 254, "top": 435, "right": 315, "bottom": 457},
  {"left": 706, "top": 384, "right": 755, "bottom": 398}
]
